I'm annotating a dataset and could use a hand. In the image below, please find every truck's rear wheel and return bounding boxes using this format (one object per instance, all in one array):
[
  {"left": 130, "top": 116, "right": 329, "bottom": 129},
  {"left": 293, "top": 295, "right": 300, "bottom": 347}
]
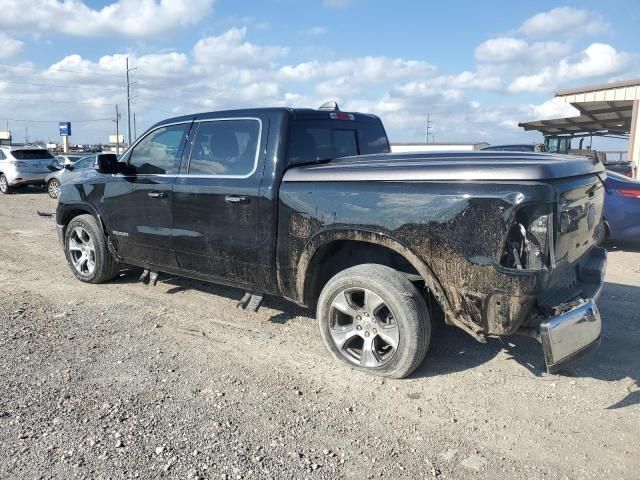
[
  {"left": 64, "top": 214, "right": 120, "bottom": 283},
  {"left": 317, "top": 264, "right": 430, "bottom": 378}
]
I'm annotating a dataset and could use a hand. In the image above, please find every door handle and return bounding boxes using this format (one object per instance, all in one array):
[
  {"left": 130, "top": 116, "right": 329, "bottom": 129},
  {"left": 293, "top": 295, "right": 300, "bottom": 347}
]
[
  {"left": 225, "top": 195, "right": 250, "bottom": 205},
  {"left": 148, "top": 191, "right": 168, "bottom": 199}
]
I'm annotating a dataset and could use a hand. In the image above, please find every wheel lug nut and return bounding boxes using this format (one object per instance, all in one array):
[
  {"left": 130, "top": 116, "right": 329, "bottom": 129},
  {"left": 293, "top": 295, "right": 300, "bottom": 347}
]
[
  {"left": 373, "top": 328, "right": 377, "bottom": 334},
  {"left": 364, "top": 312, "right": 369, "bottom": 317},
  {"left": 364, "top": 331, "right": 370, "bottom": 337},
  {"left": 356, "top": 325, "right": 362, "bottom": 331},
  {"left": 356, "top": 315, "right": 362, "bottom": 321}
]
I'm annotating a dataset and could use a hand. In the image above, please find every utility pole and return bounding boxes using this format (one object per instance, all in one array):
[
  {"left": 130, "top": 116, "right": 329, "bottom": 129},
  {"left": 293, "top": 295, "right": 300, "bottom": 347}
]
[
  {"left": 425, "top": 113, "right": 433, "bottom": 144},
  {"left": 114, "top": 104, "right": 121, "bottom": 154},
  {"left": 133, "top": 113, "right": 137, "bottom": 140},
  {"left": 126, "top": 57, "right": 136, "bottom": 148},
  {"left": 25, "top": 127, "right": 29, "bottom": 144}
]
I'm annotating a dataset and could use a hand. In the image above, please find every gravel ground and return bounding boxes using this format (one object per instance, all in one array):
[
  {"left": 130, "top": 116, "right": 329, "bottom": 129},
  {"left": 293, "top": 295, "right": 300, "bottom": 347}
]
[{"left": 1, "top": 188, "right": 639, "bottom": 479}]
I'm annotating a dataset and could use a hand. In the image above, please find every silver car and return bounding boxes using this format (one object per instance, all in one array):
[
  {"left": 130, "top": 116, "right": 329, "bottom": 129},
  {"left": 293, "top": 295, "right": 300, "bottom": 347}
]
[
  {"left": 45, "top": 154, "right": 98, "bottom": 199},
  {"left": 0, "top": 146, "right": 57, "bottom": 194}
]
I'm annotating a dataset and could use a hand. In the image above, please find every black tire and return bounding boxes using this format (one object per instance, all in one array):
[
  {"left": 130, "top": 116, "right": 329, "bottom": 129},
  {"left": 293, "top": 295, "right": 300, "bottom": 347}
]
[
  {"left": 47, "top": 178, "right": 61, "bottom": 199},
  {"left": 317, "top": 264, "right": 430, "bottom": 379},
  {"left": 64, "top": 214, "right": 120, "bottom": 283},
  {"left": 0, "top": 174, "right": 12, "bottom": 194}
]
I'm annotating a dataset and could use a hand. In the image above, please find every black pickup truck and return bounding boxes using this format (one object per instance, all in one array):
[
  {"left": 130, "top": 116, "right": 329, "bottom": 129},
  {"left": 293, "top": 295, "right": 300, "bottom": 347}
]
[{"left": 56, "top": 105, "right": 607, "bottom": 378}]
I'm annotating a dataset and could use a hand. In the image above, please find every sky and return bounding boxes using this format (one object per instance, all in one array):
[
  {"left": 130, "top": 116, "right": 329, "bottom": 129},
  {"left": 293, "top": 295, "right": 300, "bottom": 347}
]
[{"left": 0, "top": 0, "right": 638, "bottom": 149}]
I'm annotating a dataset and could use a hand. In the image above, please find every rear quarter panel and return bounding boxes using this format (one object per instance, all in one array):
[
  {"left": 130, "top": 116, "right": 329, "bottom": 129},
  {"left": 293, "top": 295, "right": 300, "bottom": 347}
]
[{"left": 277, "top": 180, "right": 556, "bottom": 334}]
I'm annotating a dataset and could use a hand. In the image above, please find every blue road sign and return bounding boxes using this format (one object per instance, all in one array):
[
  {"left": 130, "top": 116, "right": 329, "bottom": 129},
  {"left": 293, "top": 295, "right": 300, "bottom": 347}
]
[{"left": 59, "top": 122, "right": 71, "bottom": 136}]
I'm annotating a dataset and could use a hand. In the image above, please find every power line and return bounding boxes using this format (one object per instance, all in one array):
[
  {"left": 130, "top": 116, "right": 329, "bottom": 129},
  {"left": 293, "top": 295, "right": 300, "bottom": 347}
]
[
  {"left": 3, "top": 117, "right": 113, "bottom": 123},
  {"left": 0, "top": 61, "right": 124, "bottom": 78},
  {"left": 0, "top": 80, "right": 125, "bottom": 94},
  {"left": 0, "top": 97, "right": 117, "bottom": 106}
]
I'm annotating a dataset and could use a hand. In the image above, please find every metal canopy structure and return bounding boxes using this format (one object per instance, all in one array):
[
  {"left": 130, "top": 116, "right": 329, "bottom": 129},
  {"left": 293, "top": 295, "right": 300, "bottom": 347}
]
[
  {"left": 519, "top": 99, "right": 633, "bottom": 137},
  {"left": 519, "top": 78, "right": 640, "bottom": 177}
]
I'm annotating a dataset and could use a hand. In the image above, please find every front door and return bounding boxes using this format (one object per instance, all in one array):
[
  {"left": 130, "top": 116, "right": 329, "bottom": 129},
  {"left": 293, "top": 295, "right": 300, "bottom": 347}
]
[
  {"left": 172, "top": 118, "right": 265, "bottom": 287},
  {"left": 103, "top": 122, "right": 191, "bottom": 270}
]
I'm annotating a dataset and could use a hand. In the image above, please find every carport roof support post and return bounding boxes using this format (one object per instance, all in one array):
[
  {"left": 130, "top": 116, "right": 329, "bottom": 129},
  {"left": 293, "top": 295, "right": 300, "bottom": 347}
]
[{"left": 629, "top": 100, "right": 639, "bottom": 178}]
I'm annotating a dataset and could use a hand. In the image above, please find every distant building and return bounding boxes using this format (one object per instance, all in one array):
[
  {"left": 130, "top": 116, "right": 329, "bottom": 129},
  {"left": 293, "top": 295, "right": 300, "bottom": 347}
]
[
  {"left": 0, "top": 131, "right": 11, "bottom": 146},
  {"left": 391, "top": 142, "right": 489, "bottom": 153}
]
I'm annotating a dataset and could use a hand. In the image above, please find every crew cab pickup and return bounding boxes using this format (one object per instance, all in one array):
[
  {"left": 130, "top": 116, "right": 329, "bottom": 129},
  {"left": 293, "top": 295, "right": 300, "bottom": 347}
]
[{"left": 56, "top": 106, "right": 607, "bottom": 378}]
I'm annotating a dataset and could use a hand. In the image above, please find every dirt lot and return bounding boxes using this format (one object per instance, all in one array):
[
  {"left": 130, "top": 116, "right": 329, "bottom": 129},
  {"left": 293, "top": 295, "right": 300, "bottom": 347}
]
[{"left": 0, "top": 188, "right": 639, "bottom": 479}]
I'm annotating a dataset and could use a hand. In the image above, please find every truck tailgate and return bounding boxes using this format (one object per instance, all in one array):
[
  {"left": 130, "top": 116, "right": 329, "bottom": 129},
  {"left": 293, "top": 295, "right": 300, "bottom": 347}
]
[{"left": 553, "top": 173, "right": 605, "bottom": 267}]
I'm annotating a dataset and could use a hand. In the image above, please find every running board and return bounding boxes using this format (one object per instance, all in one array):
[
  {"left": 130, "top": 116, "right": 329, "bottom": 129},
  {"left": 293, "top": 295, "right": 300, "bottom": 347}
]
[{"left": 237, "top": 291, "right": 264, "bottom": 312}]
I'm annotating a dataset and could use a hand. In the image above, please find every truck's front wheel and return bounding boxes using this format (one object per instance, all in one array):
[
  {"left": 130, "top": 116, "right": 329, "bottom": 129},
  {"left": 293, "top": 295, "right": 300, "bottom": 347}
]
[
  {"left": 64, "top": 214, "right": 120, "bottom": 284},
  {"left": 317, "top": 264, "right": 430, "bottom": 378}
]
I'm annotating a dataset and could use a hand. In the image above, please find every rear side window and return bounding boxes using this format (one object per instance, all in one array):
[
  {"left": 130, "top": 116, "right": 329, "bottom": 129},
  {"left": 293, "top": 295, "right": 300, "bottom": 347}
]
[
  {"left": 187, "top": 119, "right": 260, "bottom": 176},
  {"left": 11, "top": 149, "right": 54, "bottom": 160},
  {"left": 129, "top": 124, "right": 188, "bottom": 175},
  {"left": 288, "top": 119, "right": 389, "bottom": 165}
]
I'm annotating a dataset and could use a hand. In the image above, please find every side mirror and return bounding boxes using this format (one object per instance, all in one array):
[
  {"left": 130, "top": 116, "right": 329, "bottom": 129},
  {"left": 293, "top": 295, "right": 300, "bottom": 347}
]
[{"left": 96, "top": 153, "right": 119, "bottom": 174}]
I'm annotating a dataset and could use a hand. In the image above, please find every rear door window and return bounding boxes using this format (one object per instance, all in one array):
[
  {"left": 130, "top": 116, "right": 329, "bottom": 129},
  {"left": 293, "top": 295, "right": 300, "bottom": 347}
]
[
  {"left": 186, "top": 119, "right": 261, "bottom": 177},
  {"left": 288, "top": 119, "right": 389, "bottom": 165}
]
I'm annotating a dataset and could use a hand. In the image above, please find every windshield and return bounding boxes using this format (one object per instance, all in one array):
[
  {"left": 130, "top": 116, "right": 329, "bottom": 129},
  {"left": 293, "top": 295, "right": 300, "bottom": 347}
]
[
  {"left": 288, "top": 118, "right": 389, "bottom": 166},
  {"left": 12, "top": 149, "right": 54, "bottom": 160}
]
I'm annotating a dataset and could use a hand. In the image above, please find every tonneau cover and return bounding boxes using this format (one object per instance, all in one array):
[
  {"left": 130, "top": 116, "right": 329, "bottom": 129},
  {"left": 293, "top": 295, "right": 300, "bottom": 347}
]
[{"left": 283, "top": 151, "right": 605, "bottom": 182}]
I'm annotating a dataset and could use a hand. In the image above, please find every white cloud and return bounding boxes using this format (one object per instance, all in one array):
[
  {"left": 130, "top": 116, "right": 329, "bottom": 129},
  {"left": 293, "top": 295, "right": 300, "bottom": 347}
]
[
  {"left": 475, "top": 37, "right": 570, "bottom": 65},
  {"left": 0, "top": 33, "right": 23, "bottom": 59},
  {"left": 523, "top": 98, "right": 579, "bottom": 121},
  {"left": 507, "top": 43, "right": 633, "bottom": 93},
  {"left": 557, "top": 43, "right": 631, "bottom": 81},
  {"left": 278, "top": 57, "right": 436, "bottom": 84},
  {"left": 438, "top": 71, "right": 502, "bottom": 90},
  {"left": 193, "top": 27, "right": 288, "bottom": 67},
  {"left": 0, "top": 0, "right": 214, "bottom": 37},
  {"left": 519, "top": 7, "right": 608, "bottom": 38},
  {"left": 508, "top": 68, "right": 554, "bottom": 93},
  {"left": 475, "top": 37, "right": 528, "bottom": 62}
]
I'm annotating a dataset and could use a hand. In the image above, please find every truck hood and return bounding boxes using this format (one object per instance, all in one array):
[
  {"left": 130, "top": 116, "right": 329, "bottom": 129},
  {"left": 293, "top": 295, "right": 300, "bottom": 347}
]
[{"left": 283, "top": 151, "right": 605, "bottom": 182}]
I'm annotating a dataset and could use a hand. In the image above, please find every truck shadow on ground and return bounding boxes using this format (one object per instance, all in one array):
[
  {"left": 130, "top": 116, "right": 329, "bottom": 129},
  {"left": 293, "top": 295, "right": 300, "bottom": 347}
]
[{"left": 113, "top": 271, "right": 639, "bottom": 409}]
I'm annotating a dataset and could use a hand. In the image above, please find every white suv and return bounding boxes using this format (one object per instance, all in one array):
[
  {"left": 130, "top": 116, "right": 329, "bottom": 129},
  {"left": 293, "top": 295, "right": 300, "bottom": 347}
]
[{"left": 0, "top": 146, "right": 57, "bottom": 194}]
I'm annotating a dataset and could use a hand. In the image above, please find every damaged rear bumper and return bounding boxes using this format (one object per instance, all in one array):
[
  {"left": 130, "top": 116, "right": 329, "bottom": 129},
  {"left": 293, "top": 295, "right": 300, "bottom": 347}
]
[{"left": 538, "top": 246, "right": 607, "bottom": 373}]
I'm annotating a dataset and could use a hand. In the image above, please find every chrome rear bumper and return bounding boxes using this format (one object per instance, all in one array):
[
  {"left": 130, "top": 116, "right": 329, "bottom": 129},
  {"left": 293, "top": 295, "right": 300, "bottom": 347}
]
[
  {"left": 539, "top": 246, "right": 607, "bottom": 373},
  {"left": 540, "top": 299, "right": 601, "bottom": 373}
]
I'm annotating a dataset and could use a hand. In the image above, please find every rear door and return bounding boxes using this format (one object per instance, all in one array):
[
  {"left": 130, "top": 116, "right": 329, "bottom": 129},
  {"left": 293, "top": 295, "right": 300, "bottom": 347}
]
[
  {"left": 172, "top": 117, "right": 265, "bottom": 286},
  {"left": 102, "top": 122, "right": 191, "bottom": 269}
]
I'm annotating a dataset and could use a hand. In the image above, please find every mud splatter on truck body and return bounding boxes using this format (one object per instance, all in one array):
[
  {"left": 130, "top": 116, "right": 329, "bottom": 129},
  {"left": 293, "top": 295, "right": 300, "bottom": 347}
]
[{"left": 277, "top": 152, "right": 605, "bottom": 339}]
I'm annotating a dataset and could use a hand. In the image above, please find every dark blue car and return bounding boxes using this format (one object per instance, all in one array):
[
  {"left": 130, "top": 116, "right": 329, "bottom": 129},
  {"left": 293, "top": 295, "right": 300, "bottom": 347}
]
[{"left": 602, "top": 171, "right": 640, "bottom": 242}]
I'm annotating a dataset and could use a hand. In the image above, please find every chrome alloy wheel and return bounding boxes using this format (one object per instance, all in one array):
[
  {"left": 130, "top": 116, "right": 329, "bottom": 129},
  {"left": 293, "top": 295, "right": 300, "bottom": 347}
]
[
  {"left": 68, "top": 226, "right": 96, "bottom": 276},
  {"left": 48, "top": 179, "right": 61, "bottom": 198},
  {"left": 0, "top": 175, "right": 8, "bottom": 193},
  {"left": 328, "top": 288, "right": 400, "bottom": 368}
]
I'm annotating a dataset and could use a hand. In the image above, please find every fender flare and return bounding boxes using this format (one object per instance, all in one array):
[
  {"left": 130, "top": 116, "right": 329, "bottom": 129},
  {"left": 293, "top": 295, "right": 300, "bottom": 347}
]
[
  {"left": 58, "top": 202, "right": 108, "bottom": 235},
  {"left": 295, "top": 227, "right": 455, "bottom": 320}
]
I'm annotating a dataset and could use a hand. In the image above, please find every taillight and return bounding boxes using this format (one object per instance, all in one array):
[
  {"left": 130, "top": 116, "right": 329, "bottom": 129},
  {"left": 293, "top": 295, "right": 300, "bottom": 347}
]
[{"left": 617, "top": 188, "right": 640, "bottom": 199}]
